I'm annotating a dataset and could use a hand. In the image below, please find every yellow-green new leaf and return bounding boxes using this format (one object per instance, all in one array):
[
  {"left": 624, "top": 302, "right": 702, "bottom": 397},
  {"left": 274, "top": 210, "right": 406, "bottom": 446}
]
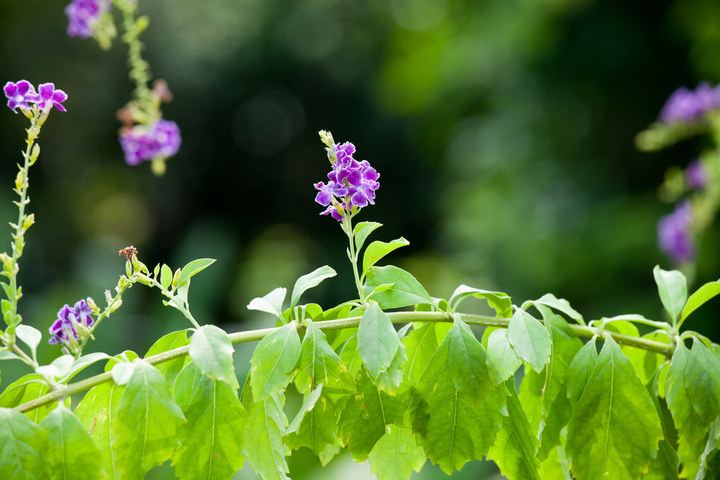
[
  {"left": 368, "top": 425, "right": 425, "bottom": 480},
  {"left": 284, "top": 385, "right": 342, "bottom": 456},
  {"left": 41, "top": 405, "right": 104, "bottom": 480}
]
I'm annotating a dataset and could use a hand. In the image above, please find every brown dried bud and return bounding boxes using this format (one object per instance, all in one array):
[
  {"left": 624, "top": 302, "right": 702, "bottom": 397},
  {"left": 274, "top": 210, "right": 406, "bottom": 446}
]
[
  {"left": 118, "top": 246, "right": 138, "bottom": 260},
  {"left": 152, "top": 79, "right": 173, "bottom": 103}
]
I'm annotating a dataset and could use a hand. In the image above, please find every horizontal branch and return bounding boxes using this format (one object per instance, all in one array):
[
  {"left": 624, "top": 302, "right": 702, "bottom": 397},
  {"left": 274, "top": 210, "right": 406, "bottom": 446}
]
[{"left": 15, "top": 311, "right": 673, "bottom": 414}]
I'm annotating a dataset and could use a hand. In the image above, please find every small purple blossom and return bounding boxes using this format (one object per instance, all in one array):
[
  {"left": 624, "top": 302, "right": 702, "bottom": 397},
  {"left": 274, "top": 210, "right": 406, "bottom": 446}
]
[
  {"left": 3, "top": 80, "right": 39, "bottom": 113},
  {"left": 37, "top": 83, "right": 68, "bottom": 112},
  {"left": 48, "top": 299, "right": 95, "bottom": 346},
  {"left": 314, "top": 139, "right": 380, "bottom": 221},
  {"left": 658, "top": 202, "right": 695, "bottom": 263},
  {"left": 119, "top": 119, "right": 182, "bottom": 166},
  {"left": 65, "top": 0, "right": 111, "bottom": 39},
  {"left": 659, "top": 82, "right": 720, "bottom": 124},
  {"left": 685, "top": 159, "right": 706, "bottom": 190}
]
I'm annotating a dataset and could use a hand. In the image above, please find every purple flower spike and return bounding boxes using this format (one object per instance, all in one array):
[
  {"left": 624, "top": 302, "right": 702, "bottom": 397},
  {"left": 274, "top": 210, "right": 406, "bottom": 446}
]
[
  {"left": 3, "top": 80, "right": 39, "bottom": 113},
  {"left": 119, "top": 119, "right": 182, "bottom": 166},
  {"left": 685, "top": 159, "right": 706, "bottom": 190},
  {"left": 37, "top": 83, "right": 68, "bottom": 112},
  {"left": 48, "top": 298, "right": 95, "bottom": 347},
  {"left": 65, "top": 0, "right": 110, "bottom": 39},
  {"left": 659, "top": 82, "right": 720, "bottom": 124},
  {"left": 658, "top": 202, "right": 695, "bottom": 263}
]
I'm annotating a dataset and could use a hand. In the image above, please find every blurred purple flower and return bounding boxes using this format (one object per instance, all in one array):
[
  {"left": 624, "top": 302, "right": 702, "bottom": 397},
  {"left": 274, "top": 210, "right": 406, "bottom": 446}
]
[
  {"left": 315, "top": 140, "right": 379, "bottom": 221},
  {"left": 3, "top": 80, "right": 39, "bottom": 113},
  {"left": 659, "top": 82, "right": 720, "bottom": 124},
  {"left": 685, "top": 159, "right": 706, "bottom": 190},
  {"left": 119, "top": 119, "right": 182, "bottom": 166},
  {"left": 658, "top": 202, "right": 694, "bottom": 263},
  {"left": 37, "top": 83, "right": 68, "bottom": 112},
  {"left": 65, "top": 0, "right": 110, "bottom": 39},
  {"left": 49, "top": 299, "right": 94, "bottom": 346}
]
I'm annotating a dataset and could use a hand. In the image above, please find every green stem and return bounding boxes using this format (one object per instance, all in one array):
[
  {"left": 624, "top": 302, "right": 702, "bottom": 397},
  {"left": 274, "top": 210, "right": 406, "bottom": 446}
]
[
  {"left": 119, "top": 2, "right": 153, "bottom": 119},
  {"left": 15, "top": 311, "right": 674, "bottom": 414},
  {"left": 342, "top": 215, "right": 366, "bottom": 308}
]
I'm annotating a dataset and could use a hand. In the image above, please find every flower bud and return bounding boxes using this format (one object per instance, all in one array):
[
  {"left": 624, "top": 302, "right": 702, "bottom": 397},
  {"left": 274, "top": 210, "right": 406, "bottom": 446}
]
[
  {"left": 14, "top": 171, "right": 24, "bottom": 192},
  {"left": 109, "top": 299, "right": 122, "bottom": 313},
  {"left": 172, "top": 268, "right": 181, "bottom": 288},
  {"left": 86, "top": 297, "right": 99, "bottom": 313},
  {"left": 125, "top": 260, "right": 132, "bottom": 277},
  {"left": 131, "top": 254, "right": 141, "bottom": 273},
  {"left": 30, "top": 144, "right": 40, "bottom": 164},
  {"left": 22, "top": 214, "right": 34, "bottom": 231}
]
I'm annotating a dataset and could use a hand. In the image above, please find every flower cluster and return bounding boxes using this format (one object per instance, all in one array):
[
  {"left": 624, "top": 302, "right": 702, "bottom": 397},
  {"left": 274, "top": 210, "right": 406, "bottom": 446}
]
[
  {"left": 119, "top": 119, "right": 182, "bottom": 166},
  {"left": 659, "top": 82, "right": 720, "bottom": 124},
  {"left": 658, "top": 202, "right": 694, "bottom": 263},
  {"left": 685, "top": 159, "right": 707, "bottom": 190},
  {"left": 65, "top": 0, "right": 111, "bottom": 39},
  {"left": 48, "top": 299, "right": 95, "bottom": 349},
  {"left": 314, "top": 134, "right": 380, "bottom": 221},
  {"left": 3, "top": 81, "right": 67, "bottom": 114}
]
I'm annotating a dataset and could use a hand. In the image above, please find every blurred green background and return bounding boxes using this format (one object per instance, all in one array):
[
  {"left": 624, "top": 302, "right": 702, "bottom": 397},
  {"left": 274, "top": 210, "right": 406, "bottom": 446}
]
[{"left": 2, "top": 0, "right": 720, "bottom": 478}]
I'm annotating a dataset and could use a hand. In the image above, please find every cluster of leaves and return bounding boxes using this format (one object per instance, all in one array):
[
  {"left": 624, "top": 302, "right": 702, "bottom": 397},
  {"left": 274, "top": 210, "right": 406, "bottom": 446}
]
[{"left": 2, "top": 220, "right": 720, "bottom": 479}]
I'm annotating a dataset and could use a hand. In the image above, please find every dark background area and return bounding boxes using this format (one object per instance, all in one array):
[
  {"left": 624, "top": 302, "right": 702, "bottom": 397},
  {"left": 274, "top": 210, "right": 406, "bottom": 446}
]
[{"left": 2, "top": 0, "right": 720, "bottom": 477}]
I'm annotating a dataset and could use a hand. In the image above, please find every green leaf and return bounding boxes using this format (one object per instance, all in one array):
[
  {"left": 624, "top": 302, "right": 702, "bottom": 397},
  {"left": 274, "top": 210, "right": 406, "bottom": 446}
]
[
  {"left": 290, "top": 266, "right": 337, "bottom": 308},
  {"left": 364, "top": 265, "right": 435, "bottom": 309},
  {"left": 508, "top": 309, "right": 551, "bottom": 373},
  {"left": 41, "top": 405, "right": 104, "bottom": 480},
  {"left": 74, "top": 382, "right": 124, "bottom": 479},
  {"left": 653, "top": 265, "right": 687, "bottom": 324},
  {"left": 284, "top": 384, "right": 342, "bottom": 456},
  {"left": 15, "top": 324, "right": 41, "bottom": 357},
  {"left": 566, "top": 336, "right": 663, "bottom": 480},
  {"left": 624, "top": 332, "right": 669, "bottom": 386},
  {"left": 60, "top": 352, "right": 111, "bottom": 384},
  {"left": 684, "top": 339, "right": 720, "bottom": 427},
  {"left": 247, "top": 288, "right": 287, "bottom": 320},
  {"left": 371, "top": 346, "right": 407, "bottom": 393},
  {"left": 368, "top": 425, "right": 425, "bottom": 480},
  {"left": 403, "top": 322, "right": 451, "bottom": 384},
  {"left": 362, "top": 237, "right": 409, "bottom": 276},
  {"left": 295, "top": 319, "right": 355, "bottom": 395},
  {"left": 566, "top": 338, "right": 599, "bottom": 403},
  {"left": 250, "top": 322, "right": 300, "bottom": 400},
  {"left": 680, "top": 280, "right": 720, "bottom": 326},
  {"left": 112, "top": 359, "right": 187, "bottom": 478},
  {"left": 525, "top": 293, "right": 584, "bottom": 324},
  {"left": 0, "top": 407, "right": 48, "bottom": 479},
  {"left": 177, "top": 258, "right": 216, "bottom": 287},
  {"left": 160, "top": 264, "right": 173, "bottom": 290},
  {"left": 412, "top": 317, "right": 506, "bottom": 474},
  {"left": 489, "top": 381, "right": 541, "bottom": 480},
  {"left": 448, "top": 284, "right": 512, "bottom": 317},
  {"left": 172, "top": 364, "right": 247, "bottom": 480},
  {"left": 36, "top": 354, "right": 74, "bottom": 380},
  {"left": 339, "top": 369, "right": 409, "bottom": 461},
  {"left": 0, "top": 374, "right": 53, "bottom": 422},
  {"left": 144, "top": 329, "right": 190, "bottom": 386},
  {"left": 644, "top": 372, "right": 680, "bottom": 480},
  {"left": 358, "top": 303, "right": 405, "bottom": 384},
  {"left": 243, "top": 392, "right": 290, "bottom": 480},
  {"left": 353, "top": 221, "right": 383, "bottom": 253},
  {"left": 486, "top": 328, "right": 523, "bottom": 386},
  {"left": 189, "top": 324, "right": 239, "bottom": 389}
]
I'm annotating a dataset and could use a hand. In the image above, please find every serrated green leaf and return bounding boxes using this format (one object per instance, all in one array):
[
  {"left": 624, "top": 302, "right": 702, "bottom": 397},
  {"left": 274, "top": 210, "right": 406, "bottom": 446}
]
[
  {"left": 15, "top": 324, "right": 41, "bottom": 357},
  {"left": 250, "top": 322, "right": 300, "bottom": 400},
  {"left": 295, "top": 320, "right": 354, "bottom": 394},
  {"left": 112, "top": 359, "right": 187, "bottom": 478},
  {"left": 364, "top": 266, "right": 435, "bottom": 309},
  {"left": 244, "top": 392, "right": 290, "bottom": 480},
  {"left": 284, "top": 385, "right": 342, "bottom": 455},
  {"left": 403, "top": 322, "right": 451, "bottom": 384},
  {"left": 0, "top": 407, "right": 48, "bottom": 479},
  {"left": 144, "top": 329, "right": 190, "bottom": 386},
  {"left": 0, "top": 374, "right": 53, "bottom": 422},
  {"left": 41, "top": 405, "right": 104, "bottom": 480},
  {"left": 489, "top": 381, "right": 541, "bottom": 480},
  {"left": 160, "top": 264, "right": 172, "bottom": 290},
  {"left": 368, "top": 425, "right": 425, "bottom": 480},
  {"left": 680, "top": 280, "right": 720, "bottom": 326},
  {"left": 412, "top": 317, "right": 506, "bottom": 474},
  {"left": 508, "top": 309, "right": 551, "bottom": 373},
  {"left": 566, "top": 336, "right": 663, "bottom": 480},
  {"left": 353, "top": 221, "right": 383, "bottom": 252},
  {"left": 371, "top": 346, "right": 407, "bottom": 393},
  {"left": 358, "top": 303, "right": 405, "bottom": 383},
  {"left": 653, "top": 265, "right": 687, "bottom": 324},
  {"left": 74, "top": 382, "right": 124, "bottom": 479},
  {"left": 448, "top": 284, "right": 512, "bottom": 317},
  {"left": 565, "top": 338, "right": 599, "bottom": 403},
  {"left": 247, "top": 288, "right": 287, "bottom": 320},
  {"left": 177, "top": 258, "right": 216, "bottom": 287},
  {"left": 339, "top": 369, "right": 409, "bottom": 461},
  {"left": 486, "top": 328, "right": 523, "bottom": 386},
  {"left": 189, "top": 324, "right": 239, "bottom": 389},
  {"left": 290, "top": 266, "right": 336, "bottom": 308},
  {"left": 172, "top": 365, "right": 247, "bottom": 480},
  {"left": 172, "top": 361, "right": 207, "bottom": 410},
  {"left": 624, "top": 332, "right": 669, "bottom": 386},
  {"left": 362, "top": 238, "right": 409, "bottom": 276}
]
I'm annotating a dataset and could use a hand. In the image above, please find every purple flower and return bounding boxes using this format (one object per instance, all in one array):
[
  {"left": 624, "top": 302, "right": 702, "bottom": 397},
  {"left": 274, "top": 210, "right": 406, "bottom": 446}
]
[
  {"left": 685, "top": 159, "right": 706, "bottom": 190},
  {"left": 3, "top": 80, "right": 39, "bottom": 113},
  {"left": 659, "top": 82, "right": 720, "bottom": 124},
  {"left": 48, "top": 299, "right": 95, "bottom": 346},
  {"left": 119, "top": 119, "right": 182, "bottom": 166},
  {"left": 658, "top": 202, "right": 695, "bottom": 263},
  {"left": 37, "top": 83, "right": 68, "bottom": 112},
  {"left": 314, "top": 139, "right": 380, "bottom": 221},
  {"left": 65, "top": 0, "right": 110, "bottom": 39}
]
